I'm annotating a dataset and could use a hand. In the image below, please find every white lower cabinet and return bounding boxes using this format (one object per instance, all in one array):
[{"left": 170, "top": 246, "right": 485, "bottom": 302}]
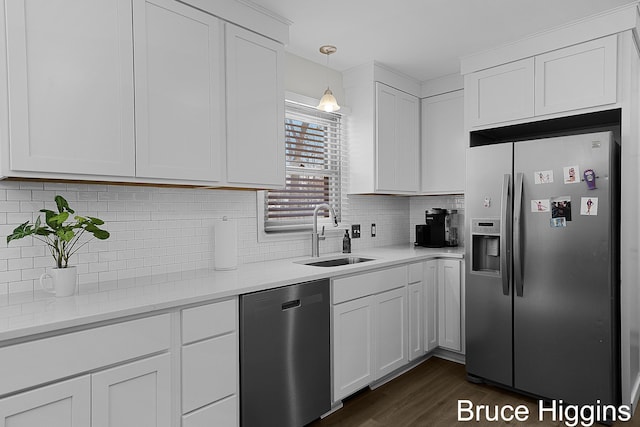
[
  {"left": 374, "top": 287, "right": 408, "bottom": 378},
  {"left": 0, "top": 298, "right": 240, "bottom": 427},
  {"left": 92, "top": 354, "right": 172, "bottom": 427},
  {"left": 0, "top": 376, "right": 90, "bottom": 427},
  {"left": 438, "top": 259, "right": 463, "bottom": 352},
  {"left": 332, "top": 295, "right": 375, "bottom": 400},
  {"left": 332, "top": 266, "right": 408, "bottom": 401}
]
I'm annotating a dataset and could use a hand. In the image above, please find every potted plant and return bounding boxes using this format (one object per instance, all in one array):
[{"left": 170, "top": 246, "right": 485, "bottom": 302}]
[{"left": 6, "top": 195, "right": 109, "bottom": 296}]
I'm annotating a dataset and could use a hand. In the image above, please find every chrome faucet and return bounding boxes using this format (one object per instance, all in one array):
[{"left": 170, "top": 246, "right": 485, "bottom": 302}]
[{"left": 311, "top": 203, "right": 338, "bottom": 257}]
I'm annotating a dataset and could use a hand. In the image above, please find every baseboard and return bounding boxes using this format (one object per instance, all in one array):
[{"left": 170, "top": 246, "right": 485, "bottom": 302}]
[
  {"left": 432, "top": 348, "right": 466, "bottom": 364},
  {"left": 321, "top": 401, "right": 343, "bottom": 419},
  {"left": 370, "top": 354, "right": 435, "bottom": 390}
]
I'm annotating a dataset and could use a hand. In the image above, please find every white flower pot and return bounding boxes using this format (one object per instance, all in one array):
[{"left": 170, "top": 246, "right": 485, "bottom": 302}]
[{"left": 39, "top": 266, "right": 77, "bottom": 297}]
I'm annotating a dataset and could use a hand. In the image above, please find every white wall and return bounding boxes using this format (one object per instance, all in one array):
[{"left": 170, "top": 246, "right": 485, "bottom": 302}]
[
  {"left": 285, "top": 52, "right": 344, "bottom": 104},
  {"left": 409, "top": 195, "right": 465, "bottom": 245}
]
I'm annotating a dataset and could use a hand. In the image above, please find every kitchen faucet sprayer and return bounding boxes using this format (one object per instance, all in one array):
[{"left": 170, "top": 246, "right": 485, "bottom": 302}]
[{"left": 311, "top": 204, "right": 338, "bottom": 257}]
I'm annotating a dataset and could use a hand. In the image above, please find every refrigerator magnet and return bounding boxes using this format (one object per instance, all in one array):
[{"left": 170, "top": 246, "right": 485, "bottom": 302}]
[
  {"left": 530, "top": 199, "right": 550, "bottom": 212},
  {"left": 550, "top": 217, "right": 567, "bottom": 228},
  {"left": 580, "top": 197, "right": 598, "bottom": 216},
  {"left": 583, "top": 169, "right": 597, "bottom": 189},
  {"left": 563, "top": 165, "right": 580, "bottom": 184},
  {"left": 551, "top": 196, "right": 572, "bottom": 221},
  {"left": 534, "top": 170, "right": 554, "bottom": 184}
]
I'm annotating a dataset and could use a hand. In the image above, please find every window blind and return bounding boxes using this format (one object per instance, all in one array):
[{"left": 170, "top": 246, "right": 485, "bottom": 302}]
[{"left": 265, "top": 101, "right": 343, "bottom": 232}]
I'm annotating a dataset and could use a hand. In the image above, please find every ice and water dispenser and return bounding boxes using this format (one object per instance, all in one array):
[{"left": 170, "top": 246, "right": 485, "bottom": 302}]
[{"left": 471, "top": 219, "right": 501, "bottom": 274}]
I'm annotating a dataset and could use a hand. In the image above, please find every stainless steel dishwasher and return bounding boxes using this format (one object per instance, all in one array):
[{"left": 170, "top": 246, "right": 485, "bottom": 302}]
[{"left": 240, "top": 278, "right": 330, "bottom": 427}]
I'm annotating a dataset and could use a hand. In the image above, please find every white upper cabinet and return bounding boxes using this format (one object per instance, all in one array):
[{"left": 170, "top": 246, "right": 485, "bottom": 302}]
[
  {"left": 534, "top": 35, "right": 617, "bottom": 116},
  {"left": 133, "top": 0, "right": 225, "bottom": 183},
  {"left": 344, "top": 63, "right": 420, "bottom": 195},
  {"left": 225, "top": 24, "right": 285, "bottom": 189},
  {"left": 464, "top": 33, "right": 619, "bottom": 129},
  {"left": 421, "top": 90, "right": 465, "bottom": 194},
  {"left": 375, "top": 83, "right": 420, "bottom": 193},
  {"left": 464, "top": 58, "right": 535, "bottom": 128},
  {"left": 4, "top": 0, "right": 136, "bottom": 177},
  {"left": 0, "top": 0, "right": 287, "bottom": 188}
]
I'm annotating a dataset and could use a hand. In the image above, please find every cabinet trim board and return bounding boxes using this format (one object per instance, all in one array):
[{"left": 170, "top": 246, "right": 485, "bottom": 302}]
[{"left": 460, "top": 2, "right": 640, "bottom": 74}]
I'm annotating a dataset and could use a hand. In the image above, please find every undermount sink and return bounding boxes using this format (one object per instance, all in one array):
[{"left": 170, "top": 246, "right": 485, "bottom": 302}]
[{"left": 296, "top": 256, "right": 374, "bottom": 267}]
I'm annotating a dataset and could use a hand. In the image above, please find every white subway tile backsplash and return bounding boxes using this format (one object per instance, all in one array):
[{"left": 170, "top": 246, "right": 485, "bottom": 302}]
[{"left": 0, "top": 181, "right": 415, "bottom": 296}]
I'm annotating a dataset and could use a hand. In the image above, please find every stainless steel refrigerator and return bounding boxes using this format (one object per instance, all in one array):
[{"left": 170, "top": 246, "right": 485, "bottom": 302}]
[{"left": 465, "top": 131, "right": 620, "bottom": 405}]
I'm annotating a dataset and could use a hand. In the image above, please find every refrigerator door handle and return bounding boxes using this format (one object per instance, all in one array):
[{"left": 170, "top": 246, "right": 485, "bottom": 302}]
[
  {"left": 514, "top": 172, "right": 524, "bottom": 297},
  {"left": 500, "top": 174, "right": 511, "bottom": 296}
]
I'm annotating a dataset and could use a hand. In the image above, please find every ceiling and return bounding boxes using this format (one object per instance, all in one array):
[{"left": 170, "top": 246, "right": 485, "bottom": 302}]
[{"left": 249, "top": 0, "right": 635, "bottom": 82}]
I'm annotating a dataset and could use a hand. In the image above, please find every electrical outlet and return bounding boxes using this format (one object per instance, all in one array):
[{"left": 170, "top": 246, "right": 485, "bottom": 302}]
[
  {"left": 371, "top": 223, "right": 376, "bottom": 237},
  {"left": 351, "top": 224, "right": 361, "bottom": 238}
]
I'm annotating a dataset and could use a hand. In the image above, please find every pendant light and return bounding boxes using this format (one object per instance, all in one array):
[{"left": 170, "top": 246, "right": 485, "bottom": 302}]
[{"left": 317, "top": 45, "right": 340, "bottom": 112}]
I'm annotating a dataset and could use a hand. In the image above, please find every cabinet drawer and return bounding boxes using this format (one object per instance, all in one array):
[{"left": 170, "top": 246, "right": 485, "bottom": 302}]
[
  {"left": 182, "top": 298, "right": 237, "bottom": 345},
  {"left": 0, "top": 314, "right": 170, "bottom": 396},
  {"left": 183, "top": 395, "right": 238, "bottom": 427},
  {"left": 182, "top": 333, "right": 237, "bottom": 414},
  {"left": 333, "top": 266, "right": 407, "bottom": 304}
]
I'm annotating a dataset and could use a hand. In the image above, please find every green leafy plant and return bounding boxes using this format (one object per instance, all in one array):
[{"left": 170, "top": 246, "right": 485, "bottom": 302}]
[{"left": 6, "top": 195, "right": 110, "bottom": 269}]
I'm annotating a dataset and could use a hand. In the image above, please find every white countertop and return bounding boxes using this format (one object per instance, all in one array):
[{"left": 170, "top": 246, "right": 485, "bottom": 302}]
[{"left": 0, "top": 244, "right": 463, "bottom": 342}]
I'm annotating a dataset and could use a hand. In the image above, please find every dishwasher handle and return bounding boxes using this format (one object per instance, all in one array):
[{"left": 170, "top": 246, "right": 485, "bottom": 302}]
[{"left": 281, "top": 299, "right": 301, "bottom": 311}]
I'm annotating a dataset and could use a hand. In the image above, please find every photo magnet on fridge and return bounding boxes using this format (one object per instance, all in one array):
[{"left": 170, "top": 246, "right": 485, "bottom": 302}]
[
  {"left": 550, "top": 217, "right": 567, "bottom": 228},
  {"left": 583, "top": 169, "right": 597, "bottom": 189},
  {"left": 531, "top": 199, "right": 550, "bottom": 212},
  {"left": 534, "top": 170, "right": 554, "bottom": 184},
  {"left": 580, "top": 197, "right": 598, "bottom": 216},
  {"left": 563, "top": 165, "right": 580, "bottom": 184},
  {"left": 551, "top": 196, "right": 572, "bottom": 221}
]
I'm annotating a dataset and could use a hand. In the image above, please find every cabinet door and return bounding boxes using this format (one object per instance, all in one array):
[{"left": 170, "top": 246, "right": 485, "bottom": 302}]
[
  {"left": 375, "top": 82, "right": 419, "bottom": 193},
  {"left": 333, "top": 296, "right": 374, "bottom": 401},
  {"left": 92, "top": 353, "right": 171, "bottom": 427},
  {"left": 421, "top": 91, "right": 466, "bottom": 194},
  {"left": 225, "top": 24, "right": 284, "bottom": 188},
  {"left": 424, "top": 259, "right": 439, "bottom": 352},
  {"left": 408, "top": 281, "right": 424, "bottom": 361},
  {"left": 0, "top": 376, "right": 90, "bottom": 427},
  {"left": 373, "top": 286, "right": 408, "bottom": 379},
  {"left": 5, "top": 0, "right": 135, "bottom": 176},
  {"left": 438, "top": 259, "right": 461, "bottom": 351},
  {"left": 535, "top": 35, "right": 617, "bottom": 116},
  {"left": 464, "top": 58, "right": 534, "bottom": 128},
  {"left": 133, "top": 0, "right": 224, "bottom": 182}
]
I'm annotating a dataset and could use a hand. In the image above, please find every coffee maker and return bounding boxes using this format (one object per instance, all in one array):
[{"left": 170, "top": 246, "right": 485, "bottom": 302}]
[{"left": 415, "top": 208, "right": 459, "bottom": 248}]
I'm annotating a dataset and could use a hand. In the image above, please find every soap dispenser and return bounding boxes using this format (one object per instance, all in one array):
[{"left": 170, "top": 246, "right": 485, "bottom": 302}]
[{"left": 342, "top": 230, "right": 351, "bottom": 254}]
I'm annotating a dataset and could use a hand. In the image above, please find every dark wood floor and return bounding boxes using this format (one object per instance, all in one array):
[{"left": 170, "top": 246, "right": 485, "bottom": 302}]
[{"left": 310, "top": 357, "right": 640, "bottom": 427}]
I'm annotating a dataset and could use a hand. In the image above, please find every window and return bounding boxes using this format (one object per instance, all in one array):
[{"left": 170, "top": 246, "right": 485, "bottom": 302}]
[{"left": 263, "top": 100, "right": 343, "bottom": 233}]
